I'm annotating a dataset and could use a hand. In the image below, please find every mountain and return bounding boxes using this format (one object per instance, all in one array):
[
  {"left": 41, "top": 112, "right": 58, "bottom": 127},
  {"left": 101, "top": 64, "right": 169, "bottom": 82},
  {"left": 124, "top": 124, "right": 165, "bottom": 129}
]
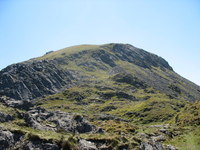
[
  {"left": 0, "top": 43, "right": 200, "bottom": 101},
  {"left": 0, "top": 43, "right": 199, "bottom": 150}
]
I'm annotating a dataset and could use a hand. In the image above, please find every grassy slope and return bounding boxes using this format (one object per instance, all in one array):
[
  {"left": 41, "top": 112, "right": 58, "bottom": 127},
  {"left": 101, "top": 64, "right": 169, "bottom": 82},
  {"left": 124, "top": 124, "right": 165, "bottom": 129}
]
[
  {"left": 37, "top": 45, "right": 101, "bottom": 60},
  {"left": 34, "top": 84, "right": 199, "bottom": 149}
]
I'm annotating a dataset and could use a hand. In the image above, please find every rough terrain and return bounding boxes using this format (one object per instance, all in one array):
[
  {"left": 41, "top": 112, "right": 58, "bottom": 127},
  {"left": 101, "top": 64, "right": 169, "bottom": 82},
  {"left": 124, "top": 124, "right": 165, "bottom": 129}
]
[{"left": 0, "top": 43, "right": 199, "bottom": 150}]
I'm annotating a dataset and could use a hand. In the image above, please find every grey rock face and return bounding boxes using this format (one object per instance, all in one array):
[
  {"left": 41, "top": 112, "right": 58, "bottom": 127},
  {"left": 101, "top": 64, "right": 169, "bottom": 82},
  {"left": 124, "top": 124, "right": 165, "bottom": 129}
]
[
  {"left": 92, "top": 49, "right": 118, "bottom": 67},
  {"left": 111, "top": 44, "right": 173, "bottom": 70},
  {"left": 22, "top": 107, "right": 94, "bottom": 133},
  {"left": 0, "top": 60, "right": 76, "bottom": 100}
]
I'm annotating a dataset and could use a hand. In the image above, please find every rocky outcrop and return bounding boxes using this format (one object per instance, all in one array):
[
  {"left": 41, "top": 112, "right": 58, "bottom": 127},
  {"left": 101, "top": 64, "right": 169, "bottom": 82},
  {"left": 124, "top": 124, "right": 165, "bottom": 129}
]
[
  {"left": 0, "top": 126, "right": 61, "bottom": 150},
  {"left": 139, "top": 124, "right": 178, "bottom": 150},
  {"left": 0, "top": 60, "right": 79, "bottom": 100},
  {"left": 111, "top": 44, "right": 173, "bottom": 70},
  {"left": 22, "top": 107, "right": 95, "bottom": 133},
  {"left": 0, "top": 96, "right": 33, "bottom": 110},
  {"left": 112, "top": 73, "right": 147, "bottom": 89}
]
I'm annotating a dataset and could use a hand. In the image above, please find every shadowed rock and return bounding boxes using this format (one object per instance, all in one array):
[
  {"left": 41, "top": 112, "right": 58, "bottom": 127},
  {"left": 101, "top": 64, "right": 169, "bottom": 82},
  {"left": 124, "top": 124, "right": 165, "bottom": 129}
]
[{"left": 0, "top": 112, "right": 14, "bottom": 123}]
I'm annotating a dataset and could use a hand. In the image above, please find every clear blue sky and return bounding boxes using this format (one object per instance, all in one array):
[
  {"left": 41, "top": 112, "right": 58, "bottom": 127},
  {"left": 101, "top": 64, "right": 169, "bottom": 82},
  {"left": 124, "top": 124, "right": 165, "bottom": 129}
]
[{"left": 0, "top": 0, "right": 200, "bottom": 85}]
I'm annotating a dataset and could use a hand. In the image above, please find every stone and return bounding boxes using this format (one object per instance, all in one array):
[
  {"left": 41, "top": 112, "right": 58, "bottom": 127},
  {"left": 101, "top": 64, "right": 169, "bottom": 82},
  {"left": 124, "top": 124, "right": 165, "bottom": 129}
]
[{"left": 79, "top": 139, "right": 98, "bottom": 150}]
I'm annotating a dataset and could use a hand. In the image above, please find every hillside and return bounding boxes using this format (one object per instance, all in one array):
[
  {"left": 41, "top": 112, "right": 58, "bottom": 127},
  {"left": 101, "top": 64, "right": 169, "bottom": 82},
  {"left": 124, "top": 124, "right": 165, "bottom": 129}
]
[{"left": 0, "top": 43, "right": 199, "bottom": 150}]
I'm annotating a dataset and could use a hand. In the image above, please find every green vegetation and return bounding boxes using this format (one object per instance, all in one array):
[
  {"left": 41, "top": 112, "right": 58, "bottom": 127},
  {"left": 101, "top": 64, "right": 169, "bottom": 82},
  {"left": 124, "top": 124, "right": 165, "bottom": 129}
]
[
  {"left": 175, "top": 100, "right": 200, "bottom": 126},
  {"left": 165, "top": 126, "right": 200, "bottom": 150},
  {"left": 36, "top": 45, "right": 101, "bottom": 60}
]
